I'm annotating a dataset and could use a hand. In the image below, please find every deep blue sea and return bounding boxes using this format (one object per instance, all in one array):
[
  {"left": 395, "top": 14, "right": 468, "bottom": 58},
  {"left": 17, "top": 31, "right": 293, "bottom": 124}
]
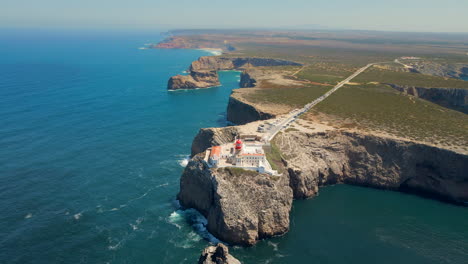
[{"left": 1, "top": 29, "right": 467, "bottom": 264}]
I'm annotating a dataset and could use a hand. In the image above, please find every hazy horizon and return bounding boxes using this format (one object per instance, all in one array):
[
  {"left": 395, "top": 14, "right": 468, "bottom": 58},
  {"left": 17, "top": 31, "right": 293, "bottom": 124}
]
[{"left": 2, "top": 0, "right": 468, "bottom": 33}]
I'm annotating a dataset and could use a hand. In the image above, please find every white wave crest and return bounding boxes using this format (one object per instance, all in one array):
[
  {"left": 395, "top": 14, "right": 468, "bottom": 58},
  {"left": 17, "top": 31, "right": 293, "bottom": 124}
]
[
  {"left": 178, "top": 155, "right": 190, "bottom": 167},
  {"left": 168, "top": 208, "right": 221, "bottom": 245}
]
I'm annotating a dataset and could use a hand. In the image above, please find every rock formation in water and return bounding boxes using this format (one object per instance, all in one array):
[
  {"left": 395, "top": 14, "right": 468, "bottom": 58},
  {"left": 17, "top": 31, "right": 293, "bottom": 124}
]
[
  {"left": 387, "top": 84, "right": 468, "bottom": 114},
  {"left": 168, "top": 70, "right": 220, "bottom": 90},
  {"left": 178, "top": 157, "right": 293, "bottom": 246},
  {"left": 167, "top": 56, "right": 301, "bottom": 90},
  {"left": 198, "top": 243, "right": 241, "bottom": 264}
]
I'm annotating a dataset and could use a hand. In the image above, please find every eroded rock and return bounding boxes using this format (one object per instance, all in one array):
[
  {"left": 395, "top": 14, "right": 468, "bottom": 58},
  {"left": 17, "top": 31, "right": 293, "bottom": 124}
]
[{"left": 198, "top": 243, "right": 241, "bottom": 264}]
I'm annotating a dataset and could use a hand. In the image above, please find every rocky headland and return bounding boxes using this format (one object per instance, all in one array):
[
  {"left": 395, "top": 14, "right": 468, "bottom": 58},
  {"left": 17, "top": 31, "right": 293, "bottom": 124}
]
[
  {"left": 168, "top": 70, "right": 220, "bottom": 90},
  {"left": 179, "top": 118, "right": 468, "bottom": 246},
  {"left": 167, "top": 56, "right": 302, "bottom": 90}
]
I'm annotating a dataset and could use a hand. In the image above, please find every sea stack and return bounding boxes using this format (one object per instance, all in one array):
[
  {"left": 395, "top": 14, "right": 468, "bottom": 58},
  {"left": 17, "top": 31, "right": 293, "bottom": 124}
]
[{"left": 198, "top": 244, "right": 241, "bottom": 264}]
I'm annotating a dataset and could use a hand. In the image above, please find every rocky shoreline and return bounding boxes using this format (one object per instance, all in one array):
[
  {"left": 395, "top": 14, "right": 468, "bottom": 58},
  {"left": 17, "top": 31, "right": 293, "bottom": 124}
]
[{"left": 165, "top": 53, "right": 468, "bottom": 254}]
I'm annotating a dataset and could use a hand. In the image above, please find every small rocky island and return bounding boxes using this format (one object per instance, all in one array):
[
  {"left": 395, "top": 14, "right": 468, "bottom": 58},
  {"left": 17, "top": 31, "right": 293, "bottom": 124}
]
[{"left": 198, "top": 244, "right": 241, "bottom": 264}]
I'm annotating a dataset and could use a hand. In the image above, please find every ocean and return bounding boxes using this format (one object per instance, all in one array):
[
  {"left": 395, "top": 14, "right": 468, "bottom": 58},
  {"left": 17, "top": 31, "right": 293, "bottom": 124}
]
[{"left": 0, "top": 29, "right": 467, "bottom": 264}]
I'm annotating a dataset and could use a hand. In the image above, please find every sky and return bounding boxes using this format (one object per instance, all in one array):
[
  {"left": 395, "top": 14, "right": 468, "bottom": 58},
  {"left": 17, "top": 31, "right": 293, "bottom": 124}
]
[{"left": 1, "top": 0, "right": 468, "bottom": 33}]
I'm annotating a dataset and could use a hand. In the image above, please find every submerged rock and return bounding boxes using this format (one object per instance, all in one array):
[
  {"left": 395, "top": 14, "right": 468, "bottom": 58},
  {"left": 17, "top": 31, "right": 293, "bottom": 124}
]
[{"left": 198, "top": 243, "right": 241, "bottom": 264}]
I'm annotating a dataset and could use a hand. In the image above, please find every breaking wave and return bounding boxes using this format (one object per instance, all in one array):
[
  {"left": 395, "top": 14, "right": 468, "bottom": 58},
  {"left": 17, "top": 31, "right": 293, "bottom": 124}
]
[{"left": 178, "top": 155, "right": 190, "bottom": 167}]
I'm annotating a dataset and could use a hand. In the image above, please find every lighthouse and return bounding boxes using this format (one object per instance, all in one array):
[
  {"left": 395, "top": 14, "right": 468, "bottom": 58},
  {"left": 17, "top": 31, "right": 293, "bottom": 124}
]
[{"left": 235, "top": 139, "right": 243, "bottom": 153}]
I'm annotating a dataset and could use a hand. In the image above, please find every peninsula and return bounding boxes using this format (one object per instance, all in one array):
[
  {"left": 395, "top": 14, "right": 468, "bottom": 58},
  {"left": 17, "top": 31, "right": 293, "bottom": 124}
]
[{"left": 157, "top": 30, "right": 468, "bottom": 248}]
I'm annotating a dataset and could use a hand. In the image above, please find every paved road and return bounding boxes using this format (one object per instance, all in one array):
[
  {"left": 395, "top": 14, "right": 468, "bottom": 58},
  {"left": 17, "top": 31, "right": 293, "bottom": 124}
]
[{"left": 266, "top": 63, "right": 376, "bottom": 141}]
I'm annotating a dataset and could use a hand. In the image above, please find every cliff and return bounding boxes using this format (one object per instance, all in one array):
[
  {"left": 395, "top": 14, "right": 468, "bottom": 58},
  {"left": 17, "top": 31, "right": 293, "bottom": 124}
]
[
  {"left": 226, "top": 95, "right": 275, "bottom": 125},
  {"left": 198, "top": 244, "right": 241, "bottom": 264},
  {"left": 167, "top": 56, "right": 302, "bottom": 90},
  {"left": 191, "top": 127, "right": 239, "bottom": 157},
  {"left": 180, "top": 126, "right": 468, "bottom": 246},
  {"left": 168, "top": 70, "right": 220, "bottom": 90},
  {"left": 178, "top": 157, "right": 293, "bottom": 246},
  {"left": 239, "top": 70, "right": 258, "bottom": 88},
  {"left": 277, "top": 130, "right": 468, "bottom": 202},
  {"left": 387, "top": 84, "right": 468, "bottom": 114},
  {"left": 190, "top": 56, "right": 302, "bottom": 71}
]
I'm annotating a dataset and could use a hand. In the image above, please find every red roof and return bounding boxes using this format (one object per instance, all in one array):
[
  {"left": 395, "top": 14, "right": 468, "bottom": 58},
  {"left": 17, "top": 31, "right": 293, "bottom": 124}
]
[{"left": 210, "top": 146, "right": 221, "bottom": 157}]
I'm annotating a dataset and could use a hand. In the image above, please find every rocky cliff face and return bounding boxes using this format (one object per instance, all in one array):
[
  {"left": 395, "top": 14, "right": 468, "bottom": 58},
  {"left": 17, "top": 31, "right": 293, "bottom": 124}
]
[
  {"left": 387, "top": 84, "right": 468, "bottom": 114},
  {"left": 190, "top": 56, "right": 302, "bottom": 71},
  {"left": 226, "top": 95, "right": 275, "bottom": 125},
  {"left": 198, "top": 244, "right": 241, "bottom": 264},
  {"left": 276, "top": 131, "right": 468, "bottom": 202},
  {"left": 168, "top": 70, "right": 220, "bottom": 90},
  {"left": 191, "top": 127, "right": 239, "bottom": 157},
  {"left": 178, "top": 158, "right": 293, "bottom": 246},
  {"left": 168, "top": 56, "right": 302, "bottom": 90},
  {"left": 239, "top": 70, "right": 258, "bottom": 88},
  {"left": 181, "top": 126, "right": 468, "bottom": 245}
]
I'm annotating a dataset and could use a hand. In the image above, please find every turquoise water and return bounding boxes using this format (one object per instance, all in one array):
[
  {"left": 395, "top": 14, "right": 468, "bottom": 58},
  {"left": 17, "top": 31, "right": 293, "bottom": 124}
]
[{"left": 1, "top": 30, "right": 467, "bottom": 264}]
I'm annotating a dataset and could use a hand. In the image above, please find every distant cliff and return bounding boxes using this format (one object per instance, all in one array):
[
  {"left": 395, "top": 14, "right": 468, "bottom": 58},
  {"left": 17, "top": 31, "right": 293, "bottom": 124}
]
[
  {"left": 168, "top": 70, "right": 220, "bottom": 90},
  {"left": 167, "top": 56, "right": 301, "bottom": 90},
  {"left": 387, "top": 84, "right": 468, "bottom": 114},
  {"left": 190, "top": 57, "right": 302, "bottom": 71},
  {"left": 179, "top": 126, "right": 468, "bottom": 246}
]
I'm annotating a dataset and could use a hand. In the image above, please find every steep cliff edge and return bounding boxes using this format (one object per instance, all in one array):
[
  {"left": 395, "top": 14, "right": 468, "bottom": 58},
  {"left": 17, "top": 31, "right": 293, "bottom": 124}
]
[
  {"left": 239, "top": 70, "right": 258, "bottom": 88},
  {"left": 181, "top": 126, "right": 468, "bottom": 245},
  {"left": 191, "top": 127, "right": 239, "bottom": 157},
  {"left": 226, "top": 94, "right": 276, "bottom": 125},
  {"left": 387, "top": 84, "right": 468, "bottom": 114},
  {"left": 178, "top": 157, "right": 293, "bottom": 246},
  {"left": 168, "top": 70, "right": 220, "bottom": 90},
  {"left": 276, "top": 130, "right": 468, "bottom": 202},
  {"left": 190, "top": 56, "right": 302, "bottom": 71}
]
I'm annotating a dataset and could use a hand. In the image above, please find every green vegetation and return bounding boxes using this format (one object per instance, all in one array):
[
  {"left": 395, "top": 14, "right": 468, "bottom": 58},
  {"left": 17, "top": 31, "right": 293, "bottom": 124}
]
[
  {"left": 314, "top": 84, "right": 468, "bottom": 146},
  {"left": 245, "top": 85, "right": 330, "bottom": 108},
  {"left": 263, "top": 140, "right": 285, "bottom": 173},
  {"left": 285, "top": 128, "right": 299, "bottom": 132},
  {"left": 354, "top": 67, "right": 468, "bottom": 89}
]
